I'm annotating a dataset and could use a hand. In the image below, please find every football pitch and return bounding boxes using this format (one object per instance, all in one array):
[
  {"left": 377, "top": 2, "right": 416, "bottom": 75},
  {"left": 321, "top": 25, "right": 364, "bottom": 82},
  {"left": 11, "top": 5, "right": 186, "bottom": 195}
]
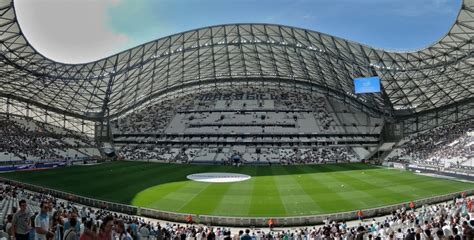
[{"left": 1, "top": 161, "right": 473, "bottom": 217}]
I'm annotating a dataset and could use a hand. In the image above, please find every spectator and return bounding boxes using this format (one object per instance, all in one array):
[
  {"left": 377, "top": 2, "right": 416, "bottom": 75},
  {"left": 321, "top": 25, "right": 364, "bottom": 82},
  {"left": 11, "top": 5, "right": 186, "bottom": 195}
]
[
  {"left": 398, "top": 119, "right": 473, "bottom": 171},
  {"left": 3, "top": 181, "right": 474, "bottom": 240},
  {"left": 5, "top": 214, "right": 13, "bottom": 238},
  {"left": 80, "top": 220, "right": 99, "bottom": 240},
  {"left": 51, "top": 211, "right": 63, "bottom": 240},
  {"left": 138, "top": 223, "right": 150, "bottom": 240},
  {"left": 98, "top": 216, "right": 114, "bottom": 240},
  {"left": 79, "top": 220, "right": 97, "bottom": 240},
  {"left": 28, "top": 212, "right": 36, "bottom": 240},
  {"left": 240, "top": 229, "right": 252, "bottom": 240},
  {"left": 64, "top": 218, "right": 79, "bottom": 240},
  {"left": 34, "top": 202, "right": 53, "bottom": 240},
  {"left": 114, "top": 220, "right": 132, "bottom": 240},
  {"left": 12, "top": 199, "right": 31, "bottom": 240},
  {"left": 64, "top": 210, "right": 81, "bottom": 238},
  {"left": 463, "top": 221, "right": 473, "bottom": 240}
]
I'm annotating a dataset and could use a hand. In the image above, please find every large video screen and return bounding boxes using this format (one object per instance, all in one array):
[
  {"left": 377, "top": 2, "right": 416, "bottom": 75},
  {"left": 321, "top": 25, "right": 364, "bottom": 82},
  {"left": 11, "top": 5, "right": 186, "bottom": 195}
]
[{"left": 354, "top": 76, "right": 381, "bottom": 94}]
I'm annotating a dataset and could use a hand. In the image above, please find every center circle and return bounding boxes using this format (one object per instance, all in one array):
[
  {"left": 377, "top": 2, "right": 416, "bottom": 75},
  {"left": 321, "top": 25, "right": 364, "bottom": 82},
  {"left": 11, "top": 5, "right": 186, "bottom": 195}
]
[{"left": 187, "top": 172, "right": 251, "bottom": 183}]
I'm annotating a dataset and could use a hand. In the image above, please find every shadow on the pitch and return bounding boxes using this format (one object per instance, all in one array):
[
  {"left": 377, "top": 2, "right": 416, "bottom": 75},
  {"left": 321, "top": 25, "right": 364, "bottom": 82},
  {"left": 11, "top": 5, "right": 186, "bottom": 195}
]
[{"left": 0, "top": 162, "right": 381, "bottom": 206}]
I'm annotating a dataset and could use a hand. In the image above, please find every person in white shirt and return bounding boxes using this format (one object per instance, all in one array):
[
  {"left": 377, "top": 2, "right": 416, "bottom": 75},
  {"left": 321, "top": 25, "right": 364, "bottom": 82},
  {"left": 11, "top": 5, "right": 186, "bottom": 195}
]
[
  {"left": 80, "top": 217, "right": 86, "bottom": 235},
  {"left": 35, "top": 202, "right": 54, "bottom": 240},
  {"left": 394, "top": 228, "right": 404, "bottom": 240}
]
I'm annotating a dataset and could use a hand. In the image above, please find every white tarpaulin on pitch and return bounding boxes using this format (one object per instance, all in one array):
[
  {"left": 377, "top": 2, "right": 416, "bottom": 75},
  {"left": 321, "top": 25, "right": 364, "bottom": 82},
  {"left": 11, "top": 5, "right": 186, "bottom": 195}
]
[{"left": 187, "top": 172, "right": 251, "bottom": 183}]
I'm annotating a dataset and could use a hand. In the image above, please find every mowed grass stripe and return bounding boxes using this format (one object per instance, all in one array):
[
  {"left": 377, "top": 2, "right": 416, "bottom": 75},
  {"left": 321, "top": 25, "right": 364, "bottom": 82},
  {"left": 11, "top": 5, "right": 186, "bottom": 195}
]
[
  {"left": 91, "top": 164, "right": 188, "bottom": 203},
  {"left": 2, "top": 162, "right": 183, "bottom": 203},
  {"left": 4, "top": 161, "right": 139, "bottom": 191},
  {"left": 1, "top": 162, "right": 473, "bottom": 217},
  {"left": 319, "top": 164, "right": 411, "bottom": 206},
  {"left": 134, "top": 181, "right": 193, "bottom": 210},
  {"left": 329, "top": 164, "right": 411, "bottom": 206},
  {"left": 356, "top": 168, "right": 430, "bottom": 200},
  {"left": 248, "top": 167, "right": 286, "bottom": 216},
  {"left": 399, "top": 174, "right": 472, "bottom": 197},
  {"left": 177, "top": 166, "right": 240, "bottom": 214},
  {"left": 322, "top": 165, "right": 439, "bottom": 206},
  {"left": 331, "top": 165, "right": 470, "bottom": 204},
  {"left": 272, "top": 166, "right": 322, "bottom": 215},
  {"left": 295, "top": 165, "right": 366, "bottom": 212},
  {"left": 358, "top": 166, "right": 471, "bottom": 198},
  {"left": 131, "top": 164, "right": 213, "bottom": 209},
  {"left": 309, "top": 164, "right": 381, "bottom": 211},
  {"left": 140, "top": 165, "right": 229, "bottom": 212},
  {"left": 211, "top": 167, "right": 257, "bottom": 216}
]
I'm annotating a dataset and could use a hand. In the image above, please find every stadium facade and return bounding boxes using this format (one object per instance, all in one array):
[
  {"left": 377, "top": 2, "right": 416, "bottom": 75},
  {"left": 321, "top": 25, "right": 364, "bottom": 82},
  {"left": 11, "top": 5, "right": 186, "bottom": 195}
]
[{"left": 0, "top": 0, "right": 472, "bottom": 138}]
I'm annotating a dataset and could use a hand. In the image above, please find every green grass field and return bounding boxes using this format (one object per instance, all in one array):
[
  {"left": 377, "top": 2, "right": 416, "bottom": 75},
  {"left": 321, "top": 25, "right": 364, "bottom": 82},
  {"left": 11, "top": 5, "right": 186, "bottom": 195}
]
[{"left": 1, "top": 161, "right": 473, "bottom": 217}]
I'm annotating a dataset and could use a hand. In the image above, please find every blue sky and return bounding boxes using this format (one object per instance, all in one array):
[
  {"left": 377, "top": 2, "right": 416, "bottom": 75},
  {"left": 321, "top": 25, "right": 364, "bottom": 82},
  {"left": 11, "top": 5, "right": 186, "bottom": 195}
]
[
  {"left": 15, "top": 0, "right": 461, "bottom": 63},
  {"left": 107, "top": 0, "right": 461, "bottom": 50}
]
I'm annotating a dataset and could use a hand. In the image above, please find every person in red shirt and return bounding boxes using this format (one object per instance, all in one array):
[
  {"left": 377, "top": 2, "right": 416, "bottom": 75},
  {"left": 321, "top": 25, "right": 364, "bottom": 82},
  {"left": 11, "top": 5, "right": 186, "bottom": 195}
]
[
  {"left": 80, "top": 220, "right": 97, "bottom": 240},
  {"left": 98, "top": 216, "right": 114, "bottom": 240},
  {"left": 357, "top": 210, "right": 363, "bottom": 221},
  {"left": 186, "top": 215, "right": 193, "bottom": 224},
  {"left": 268, "top": 218, "right": 274, "bottom": 231},
  {"left": 409, "top": 201, "right": 415, "bottom": 210}
]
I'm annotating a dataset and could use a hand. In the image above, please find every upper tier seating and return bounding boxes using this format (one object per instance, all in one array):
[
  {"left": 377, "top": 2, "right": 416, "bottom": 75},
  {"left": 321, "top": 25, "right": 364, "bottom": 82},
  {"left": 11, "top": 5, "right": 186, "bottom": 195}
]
[
  {"left": 0, "top": 115, "right": 100, "bottom": 162},
  {"left": 391, "top": 119, "right": 474, "bottom": 169}
]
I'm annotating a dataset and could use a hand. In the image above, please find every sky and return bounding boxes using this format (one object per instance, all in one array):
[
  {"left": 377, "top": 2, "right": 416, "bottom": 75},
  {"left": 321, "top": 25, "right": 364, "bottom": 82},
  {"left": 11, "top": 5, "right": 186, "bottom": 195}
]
[{"left": 14, "top": 0, "right": 461, "bottom": 64}]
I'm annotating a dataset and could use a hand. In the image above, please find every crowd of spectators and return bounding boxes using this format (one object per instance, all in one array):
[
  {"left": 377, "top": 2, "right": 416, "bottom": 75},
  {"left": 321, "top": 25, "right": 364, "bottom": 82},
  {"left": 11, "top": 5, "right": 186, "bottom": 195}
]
[
  {"left": 280, "top": 147, "right": 353, "bottom": 165},
  {"left": 111, "top": 94, "right": 197, "bottom": 134},
  {"left": 0, "top": 116, "right": 98, "bottom": 162},
  {"left": 0, "top": 117, "right": 62, "bottom": 160},
  {"left": 111, "top": 88, "right": 339, "bottom": 135},
  {"left": 118, "top": 146, "right": 179, "bottom": 162},
  {"left": 2, "top": 182, "right": 474, "bottom": 240},
  {"left": 117, "top": 145, "right": 355, "bottom": 165},
  {"left": 399, "top": 119, "right": 473, "bottom": 169},
  {"left": 112, "top": 87, "right": 369, "bottom": 165}
]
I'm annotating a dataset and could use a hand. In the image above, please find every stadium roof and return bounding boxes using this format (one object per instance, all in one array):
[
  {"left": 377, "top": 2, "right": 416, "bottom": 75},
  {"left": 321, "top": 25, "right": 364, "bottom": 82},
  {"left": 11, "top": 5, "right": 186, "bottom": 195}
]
[{"left": 0, "top": 0, "right": 472, "bottom": 120}]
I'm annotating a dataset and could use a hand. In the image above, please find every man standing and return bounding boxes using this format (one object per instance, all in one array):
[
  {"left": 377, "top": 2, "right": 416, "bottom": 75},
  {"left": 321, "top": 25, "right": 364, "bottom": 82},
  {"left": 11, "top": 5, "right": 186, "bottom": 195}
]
[
  {"left": 35, "top": 202, "right": 54, "bottom": 240},
  {"left": 268, "top": 218, "right": 274, "bottom": 231},
  {"left": 240, "top": 229, "right": 252, "bottom": 240},
  {"left": 63, "top": 218, "right": 78, "bottom": 240},
  {"left": 462, "top": 221, "right": 473, "bottom": 240},
  {"left": 12, "top": 200, "right": 31, "bottom": 240},
  {"left": 139, "top": 223, "right": 150, "bottom": 240},
  {"left": 64, "top": 211, "right": 81, "bottom": 238},
  {"left": 357, "top": 210, "right": 363, "bottom": 221}
]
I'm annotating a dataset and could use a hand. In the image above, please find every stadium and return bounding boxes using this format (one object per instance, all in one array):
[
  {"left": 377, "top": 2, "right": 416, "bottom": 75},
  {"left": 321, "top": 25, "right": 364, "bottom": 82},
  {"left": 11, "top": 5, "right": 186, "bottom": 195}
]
[{"left": 0, "top": 0, "right": 473, "bottom": 238}]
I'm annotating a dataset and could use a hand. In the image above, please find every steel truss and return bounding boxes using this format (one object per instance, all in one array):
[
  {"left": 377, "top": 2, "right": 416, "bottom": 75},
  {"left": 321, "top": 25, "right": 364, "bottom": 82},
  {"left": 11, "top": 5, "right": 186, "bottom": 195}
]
[{"left": 0, "top": 0, "right": 472, "bottom": 134}]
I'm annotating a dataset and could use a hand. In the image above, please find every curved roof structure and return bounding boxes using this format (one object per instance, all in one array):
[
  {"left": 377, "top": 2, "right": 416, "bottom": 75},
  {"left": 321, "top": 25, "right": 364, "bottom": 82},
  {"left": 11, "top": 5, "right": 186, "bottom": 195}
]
[{"left": 0, "top": 0, "right": 472, "bottom": 120}]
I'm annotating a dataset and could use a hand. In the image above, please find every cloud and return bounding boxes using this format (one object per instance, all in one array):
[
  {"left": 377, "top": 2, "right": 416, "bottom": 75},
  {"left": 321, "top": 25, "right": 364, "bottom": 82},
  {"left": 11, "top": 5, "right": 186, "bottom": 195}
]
[
  {"left": 14, "top": 0, "right": 129, "bottom": 64},
  {"left": 302, "top": 15, "right": 316, "bottom": 21}
]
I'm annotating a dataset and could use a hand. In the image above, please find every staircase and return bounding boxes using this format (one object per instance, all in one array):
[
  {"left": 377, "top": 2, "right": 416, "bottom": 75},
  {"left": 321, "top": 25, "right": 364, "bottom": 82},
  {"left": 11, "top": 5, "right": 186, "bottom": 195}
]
[{"left": 366, "top": 142, "right": 397, "bottom": 162}]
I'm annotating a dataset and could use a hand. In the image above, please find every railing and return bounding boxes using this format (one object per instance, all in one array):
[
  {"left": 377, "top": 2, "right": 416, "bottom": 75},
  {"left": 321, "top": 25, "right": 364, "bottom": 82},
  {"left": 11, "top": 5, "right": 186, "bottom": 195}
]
[{"left": 0, "top": 176, "right": 472, "bottom": 227}]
